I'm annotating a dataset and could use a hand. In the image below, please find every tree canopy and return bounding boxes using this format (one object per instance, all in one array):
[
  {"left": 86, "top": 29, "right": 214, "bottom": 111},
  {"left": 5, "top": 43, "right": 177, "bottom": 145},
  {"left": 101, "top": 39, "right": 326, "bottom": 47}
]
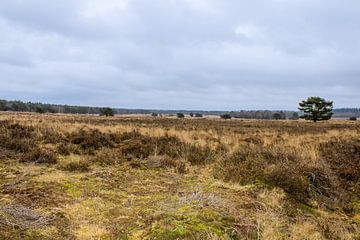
[
  {"left": 298, "top": 97, "right": 333, "bottom": 122},
  {"left": 99, "top": 107, "right": 115, "bottom": 117}
]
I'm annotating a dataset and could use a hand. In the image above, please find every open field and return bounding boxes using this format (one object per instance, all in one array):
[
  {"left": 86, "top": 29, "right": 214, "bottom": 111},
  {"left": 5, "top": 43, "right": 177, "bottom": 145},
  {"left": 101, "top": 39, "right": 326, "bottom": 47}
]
[{"left": 0, "top": 113, "right": 359, "bottom": 239}]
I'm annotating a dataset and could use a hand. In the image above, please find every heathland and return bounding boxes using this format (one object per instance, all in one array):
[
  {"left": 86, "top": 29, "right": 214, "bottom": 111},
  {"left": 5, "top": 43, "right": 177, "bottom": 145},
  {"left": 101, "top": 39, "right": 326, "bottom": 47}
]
[{"left": 0, "top": 113, "right": 359, "bottom": 239}]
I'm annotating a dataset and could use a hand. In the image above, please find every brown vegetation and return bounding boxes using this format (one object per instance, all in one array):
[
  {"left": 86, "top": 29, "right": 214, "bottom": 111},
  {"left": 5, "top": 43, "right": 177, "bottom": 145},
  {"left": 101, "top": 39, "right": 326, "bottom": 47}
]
[{"left": 0, "top": 113, "right": 359, "bottom": 239}]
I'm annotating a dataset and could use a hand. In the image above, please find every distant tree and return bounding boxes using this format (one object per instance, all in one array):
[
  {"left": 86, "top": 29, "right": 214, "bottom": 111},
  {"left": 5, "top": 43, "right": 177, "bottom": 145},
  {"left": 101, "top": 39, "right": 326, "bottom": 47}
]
[
  {"left": 11, "top": 101, "right": 28, "bottom": 112},
  {"left": 189, "top": 113, "right": 194, "bottom": 117},
  {"left": 290, "top": 112, "right": 299, "bottom": 120},
  {"left": 177, "top": 113, "right": 185, "bottom": 118},
  {"left": 100, "top": 107, "right": 114, "bottom": 117},
  {"left": 220, "top": 114, "right": 232, "bottom": 120},
  {"left": 298, "top": 97, "right": 333, "bottom": 122},
  {"left": 35, "top": 106, "right": 46, "bottom": 114},
  {"left": 0, "top": 100, "right": 8, "bottom": 111},
  {"left": 349, "top": 117, "right": 357, "bottom": 121},
  {"left": 151, "top": 113, "right": 158, "bottom": 117},
  {"left": 195, "top": 113, "right": 203, "bottom": 118},
  {"left": 273, "top": 112, "right": 286, "bottom": 120}
]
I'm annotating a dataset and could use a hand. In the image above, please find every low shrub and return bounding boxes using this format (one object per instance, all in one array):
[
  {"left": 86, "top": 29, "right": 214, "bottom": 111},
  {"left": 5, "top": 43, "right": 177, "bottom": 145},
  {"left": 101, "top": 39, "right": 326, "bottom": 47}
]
[
  {"left": 59, "top": 159, "right": 90, "bottom": 172},
  {"left": 349, "top": 117, "right": 357, "bottom": 121},
  {"left": 0, "top": 121, "right": 37, "bottom": 153},
  {"left": 213, "top": 147, "right": 266, "bottom": 185},
  {"left": 320, "top": 138, "right": 360, "bottom": 194},
  {"left": 220, "top": 114, "right": 232, "bottom": 120},
  {"left": 0, "top": 121, "right": 35, "bottom": 139},
  {"left": 214, "top": 146, "right": 345, "bottom": 208},
  {"left": 120, "top": 138, "right": 154, "bottom": 159},
  {"left": 90, "top": 148, "right": 126, "bottom": 166},
  {"left": 143, "top": 155, "right": 177, "bottom": 169},
  {"left": 21, "top": 148, "right": 58, "bottom": 164},
  {"left": 177, "top": 113, "right": 185, "bottom": 118},
  {"left": 186, "top": 145, "right": 215, "bottom": 165},
  {"left": 68, "top": 128, "right": 116, "bottom": 153}
]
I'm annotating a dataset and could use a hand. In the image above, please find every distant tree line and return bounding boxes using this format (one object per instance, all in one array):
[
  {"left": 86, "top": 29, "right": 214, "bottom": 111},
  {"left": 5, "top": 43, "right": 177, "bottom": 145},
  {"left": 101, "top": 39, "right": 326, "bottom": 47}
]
[
  {"left": 1, "top": 98, "right": 358, "bottom": 119},
  {"left": 0, "top": 99, "right": 110, "bottom": 115},
  {"left": 333, "top": 108, "right": 360, "bottom": 118},
  {"left": 228, "top": 110, "right": 298, "bottom": 120}
]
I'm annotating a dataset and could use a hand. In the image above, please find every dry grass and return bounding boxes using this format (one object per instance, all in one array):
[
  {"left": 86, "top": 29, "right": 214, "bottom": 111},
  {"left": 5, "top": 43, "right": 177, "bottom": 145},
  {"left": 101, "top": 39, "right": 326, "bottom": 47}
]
[{"left": 0, "top": 112, "right": 359, "bottom": 239}]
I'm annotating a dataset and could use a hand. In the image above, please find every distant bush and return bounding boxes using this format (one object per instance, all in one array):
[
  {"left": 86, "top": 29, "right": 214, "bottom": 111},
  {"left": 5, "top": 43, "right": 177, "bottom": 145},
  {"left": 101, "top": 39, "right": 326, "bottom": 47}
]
[
  {"left": 177, "top": 113, "right": 185, "bottom": 118},
  {"left": 189, "top": 113, "right": 194, "bottom": 117},
  {"left": 349, "top": 117, "right": 357, "bottom": 121},
  {"left": 99, "top": 107, "right": 114, "bottom": 117},
  {"left": 35, "top": 106, "right": 46, "bottom": 114},
  {"left": 151, "top": 113, "right": 158, "bottom": 117},
  {"left": 195, "top": 113, "right": 203, "bottom": 118},
  {"left": 273, "top": 112, "right": 286, "bottom": 120},
  {"left": 289, "top": 112, "right": 299, "bottom": 120},
  {"left": 220, "top": 114, "right": 231, "bottom": 120}
]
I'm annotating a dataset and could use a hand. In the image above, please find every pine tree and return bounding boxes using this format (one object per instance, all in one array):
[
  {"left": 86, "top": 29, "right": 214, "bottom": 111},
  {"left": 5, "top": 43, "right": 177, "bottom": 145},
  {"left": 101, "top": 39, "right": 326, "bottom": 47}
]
[
  {"left": 298, "top": 97, "right": 333, "bottom": 122},
  {"left": 99, "top": 107, "right": 114, "bottom": 117}
]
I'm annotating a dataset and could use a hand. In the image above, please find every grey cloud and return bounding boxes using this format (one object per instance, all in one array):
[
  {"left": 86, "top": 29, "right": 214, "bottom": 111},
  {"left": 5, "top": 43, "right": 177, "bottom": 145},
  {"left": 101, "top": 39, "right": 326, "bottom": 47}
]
[{"left": 0, "top": 0, "right": 359, "bottom": 110}]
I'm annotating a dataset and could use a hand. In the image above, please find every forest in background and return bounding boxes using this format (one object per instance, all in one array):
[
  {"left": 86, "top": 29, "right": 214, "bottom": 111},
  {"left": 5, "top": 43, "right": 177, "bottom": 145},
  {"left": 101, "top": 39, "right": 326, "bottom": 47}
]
[{"left": 0, "top": 99, "right": 359, "bottom": 119}]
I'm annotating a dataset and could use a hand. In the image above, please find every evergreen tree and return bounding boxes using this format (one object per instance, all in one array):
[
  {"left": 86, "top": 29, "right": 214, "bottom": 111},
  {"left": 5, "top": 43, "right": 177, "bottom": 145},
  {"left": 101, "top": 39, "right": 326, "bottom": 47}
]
[
  {"left": 99, "top": 107, "right": 115, "bottom": 117},
  {"left": 298, "top": 97, "right": 333, "bottom": 122}
]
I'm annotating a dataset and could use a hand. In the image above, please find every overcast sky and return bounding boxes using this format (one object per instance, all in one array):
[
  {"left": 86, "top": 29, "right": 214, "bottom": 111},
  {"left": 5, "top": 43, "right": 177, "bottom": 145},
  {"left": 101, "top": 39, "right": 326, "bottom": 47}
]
[{"left": 0, "top": 0, "right": 359, "bottom": 110}]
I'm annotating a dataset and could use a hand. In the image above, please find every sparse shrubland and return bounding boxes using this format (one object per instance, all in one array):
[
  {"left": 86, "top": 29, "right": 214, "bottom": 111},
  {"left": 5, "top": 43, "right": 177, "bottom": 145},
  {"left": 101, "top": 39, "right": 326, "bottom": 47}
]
[{"left": 0, "top": 113, "right": 359, "bottom": 239}]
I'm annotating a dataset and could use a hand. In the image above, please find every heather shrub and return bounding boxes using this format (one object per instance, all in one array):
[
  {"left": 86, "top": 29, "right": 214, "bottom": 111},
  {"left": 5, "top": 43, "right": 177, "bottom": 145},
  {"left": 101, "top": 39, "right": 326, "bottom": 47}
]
[
  {"left": 68, "top": 128, "right": 116, "bottom": 153},
  {"left": 320, "top": 138, "right": 360, "bottom": 194},
  {"left": 185, "top": 145, "right": 216, "bottom": 165},
  {"left": 214, "top": 145, "right": 345, "bottom": 208},
  {"left": 21, "top": 148, "right": 58, "bottom": 164},
  {"left": 59, "top": 159, "right": 90, "bottom": 172}
]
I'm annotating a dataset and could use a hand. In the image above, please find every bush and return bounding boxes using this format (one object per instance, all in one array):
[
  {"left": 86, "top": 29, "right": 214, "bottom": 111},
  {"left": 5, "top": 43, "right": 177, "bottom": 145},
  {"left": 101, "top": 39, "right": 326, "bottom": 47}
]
[
  {"left": 213, "top": 147, "right": 267, "bottom": 185},
  {"left": 349, "top": 117, "right": 357, "bottom": 121},
  {"left": 213, "top": 146, "right": 344, "bottom": 207},
  {"left": 119, "top": 134, "right": 185, "bottom": 160},
  {"left": 68, "top": 129, "right": 116, "bottom": 153},
  {"left": 151, "top": 113, "right": 158, "bottom": 117},
  {"left": 99, "top": 107, "right": 114, "bottom": 117},
  {"left": 0, "top": 121, "right": 37, "bottom": 153},
  {"left": 21, "top": 148, "right": 58, "bottom": 164},
  {"left": 220, "top": 114, "right": 231, "bottom": 120},
  {"left": 60, "top": 159, "right": 90, "bottom": 172},
  {"left": 186, "top": 145, "right": 215, "bottom": 165},
  {"left": 273, "top": 112, "right": 286, "bottom": 120},
  {"left": 177, "top": 113, "right": 185, "bottom": 118},
  {"left": 320, "top": 138, "right": 360, "bottom": 193},
  {"left": 195, "top": 113, "right": 203, "bottom": 118}
]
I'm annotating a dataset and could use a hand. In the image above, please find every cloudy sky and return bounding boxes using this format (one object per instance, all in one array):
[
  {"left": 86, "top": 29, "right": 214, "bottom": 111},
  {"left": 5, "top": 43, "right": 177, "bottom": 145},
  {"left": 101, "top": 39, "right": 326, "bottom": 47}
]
[{"left": 0, "top": 0, "right": 359, "bottom": 110}]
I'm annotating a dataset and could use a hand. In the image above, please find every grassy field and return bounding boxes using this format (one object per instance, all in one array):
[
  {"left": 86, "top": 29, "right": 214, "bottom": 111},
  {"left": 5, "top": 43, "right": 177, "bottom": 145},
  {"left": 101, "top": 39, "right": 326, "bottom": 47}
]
[{"left": 0, "top": 113, "right": 359, "bottom": 239}]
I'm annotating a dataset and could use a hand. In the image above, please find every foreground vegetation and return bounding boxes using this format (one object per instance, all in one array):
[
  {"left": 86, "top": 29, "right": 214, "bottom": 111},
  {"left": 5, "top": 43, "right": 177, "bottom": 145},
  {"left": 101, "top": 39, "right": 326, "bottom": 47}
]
[{"left": 0, "top": 113, "right": 359, "bottom": 239}]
